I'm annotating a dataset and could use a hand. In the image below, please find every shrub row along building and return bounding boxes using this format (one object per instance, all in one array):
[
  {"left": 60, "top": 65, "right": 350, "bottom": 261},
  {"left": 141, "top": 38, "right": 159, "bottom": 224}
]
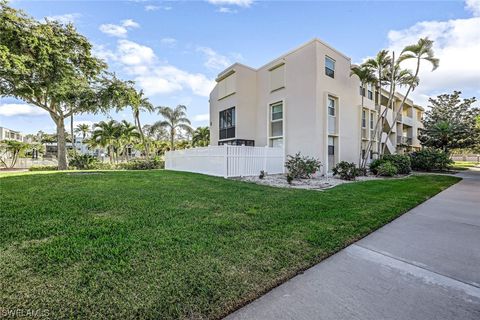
[{"left": 209, "top": 39, "right": 424, "bottom": 174}]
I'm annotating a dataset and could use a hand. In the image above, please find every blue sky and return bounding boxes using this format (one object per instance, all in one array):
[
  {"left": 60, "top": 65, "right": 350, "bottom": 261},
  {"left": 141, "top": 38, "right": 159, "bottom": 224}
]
[{"left": 1, "top": 0, "right": 479, "bottom": 134}]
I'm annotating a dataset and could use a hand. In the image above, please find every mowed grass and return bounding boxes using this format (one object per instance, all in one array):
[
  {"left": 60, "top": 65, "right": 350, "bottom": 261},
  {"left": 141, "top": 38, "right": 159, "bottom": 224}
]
[
  {"left": 451, "top": 161, "right": 479, "bottom": 170},
  {"left": 0, "top": 170, "right": 460, "bottom": 319}
]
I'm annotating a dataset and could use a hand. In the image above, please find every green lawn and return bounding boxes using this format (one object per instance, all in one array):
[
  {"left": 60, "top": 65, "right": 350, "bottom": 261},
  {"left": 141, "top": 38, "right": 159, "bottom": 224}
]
[
  {"left": 0, "top": 171, "right": 460, "bottom": 319},
  {"left": 451, "top": 161, "right": 479, "bottom": 170}
]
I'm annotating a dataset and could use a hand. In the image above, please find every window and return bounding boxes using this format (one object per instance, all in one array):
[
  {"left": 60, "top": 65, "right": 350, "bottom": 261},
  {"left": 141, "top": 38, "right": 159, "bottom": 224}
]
[
  {"left": 367, "top": 84, "right": 373, "bottom": 100},
  {"left": 270, "top": 63, "right": 285, "bottom": 91},
  {"left": 269, "top": 101, "right": 283, "bottom": 147},
  {"left": 328, "top": 97, "right": 336, "bottom": 116},
  {"left": 362, "top": 110, "right": 367, "bottom": 128},
  {"left": 219, "top": 107, "right": 235, "bottom": 140},
  {"left": 325, "top": 56, "right": 335, "bottom": 78},
  {"left": 370, "top": 111, "right": 374, "bottom": 130},
  {"left": 359, "top": 86, "right": 366, "bottom": 97}
]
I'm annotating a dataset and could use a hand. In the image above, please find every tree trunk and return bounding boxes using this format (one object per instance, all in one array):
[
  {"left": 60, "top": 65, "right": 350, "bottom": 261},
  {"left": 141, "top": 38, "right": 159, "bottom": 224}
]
[
  {"left": 71, "top": 113, "right": 76, "bottom": 156},
  {"left": 170, "top": 128, "right": 175, "bottom": 151},
  {"left": 55, "top": 118, "right": 68, "bottom": 170}
]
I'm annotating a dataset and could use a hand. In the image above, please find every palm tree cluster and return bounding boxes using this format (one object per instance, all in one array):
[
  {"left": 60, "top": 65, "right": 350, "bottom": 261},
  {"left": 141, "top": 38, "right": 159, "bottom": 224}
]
[
  {"left": 86, "top": 120, "right": 140, "bottom": 163},
  {"left": 78, "top": 104, "right": 210, "bottom": 162},
  {"left": 350, "top": 37, "right": 439, "bottom": 169}
]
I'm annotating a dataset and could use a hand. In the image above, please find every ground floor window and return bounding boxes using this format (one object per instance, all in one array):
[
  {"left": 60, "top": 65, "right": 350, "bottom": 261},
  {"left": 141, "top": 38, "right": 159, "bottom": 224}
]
[
  {"left": 269, "top": 101, "right": 283, "bottom": 147},
  {"left": 328, "top": 136, "right": 336, "bottom": 171}
]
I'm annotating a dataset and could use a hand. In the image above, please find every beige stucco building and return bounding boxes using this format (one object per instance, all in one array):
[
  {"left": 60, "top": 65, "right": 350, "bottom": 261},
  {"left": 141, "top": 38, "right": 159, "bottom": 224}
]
[{"left": 209, "top": 39, "right": 423, "bottom": 174}]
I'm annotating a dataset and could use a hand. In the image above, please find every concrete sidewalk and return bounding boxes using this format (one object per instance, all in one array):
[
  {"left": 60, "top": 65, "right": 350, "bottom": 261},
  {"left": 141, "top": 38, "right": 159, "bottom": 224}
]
[{"left": 226, "top": 170, "right": 480, "bottom": 320}]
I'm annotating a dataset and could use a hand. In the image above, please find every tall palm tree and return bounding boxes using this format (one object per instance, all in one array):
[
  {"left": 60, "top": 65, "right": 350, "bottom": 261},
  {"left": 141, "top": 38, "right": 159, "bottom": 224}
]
[
  {"left": 192, "top": 126, "right": 210, "bottom": 147},
  {"left": 131, "top": 90, "right": 154, "bottom": 157},
  {"left": 381, "top": 37, "right": 439, "bottom": 153},
  {"left": 151, "top": 105, "right": 193, "bottom": 150},
  {"left": 350, "top": 64, "right": 377, "bottom": 168},
  {"left": 92, "top": 120, "right": 121, "bottom": 163},
  {"left": 75, "top": 123, "right": 90, "bottom": 140}
]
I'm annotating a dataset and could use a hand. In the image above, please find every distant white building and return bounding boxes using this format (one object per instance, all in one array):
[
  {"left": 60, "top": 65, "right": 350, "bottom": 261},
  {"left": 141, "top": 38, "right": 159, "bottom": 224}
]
[{"left": 0, "top": 127, "right": 27, "bottom": 142}]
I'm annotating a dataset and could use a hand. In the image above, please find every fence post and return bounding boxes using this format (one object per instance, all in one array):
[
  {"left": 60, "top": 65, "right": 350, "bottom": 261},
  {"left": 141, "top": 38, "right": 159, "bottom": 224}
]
[{"left": 223, "top": 144, "right": 228, "bottom": 178}]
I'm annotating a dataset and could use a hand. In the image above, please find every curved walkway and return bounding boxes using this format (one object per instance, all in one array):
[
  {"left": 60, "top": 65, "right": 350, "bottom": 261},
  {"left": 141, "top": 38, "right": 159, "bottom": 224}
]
[{"left": 226, "top": 170, "right": 480, "bottom": 320}]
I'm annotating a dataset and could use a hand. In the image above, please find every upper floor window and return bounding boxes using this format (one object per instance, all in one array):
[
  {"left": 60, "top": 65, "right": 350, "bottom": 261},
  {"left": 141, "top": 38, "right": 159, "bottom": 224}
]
[
  {"left": 370, "top": 111, "right": 374, "bottom": 129},
  {"left": 362, "top": 110, "right": 367, "bottom": 128},
  {"left": 219, "top": 107, "right": 236, "bottom": 140},
  {"left": 367, "top": 84, "right": 373, "bottom": 100},
  {"left": 270, "top": 63, "right": 285, "bottom": 92},
  {"left": 328, "top": 97, "right": 336, "bottom": 116},
  {"left": 325, "top": 56, "right": 335, "bottom": 78},
  {"left": 359, "top": 86, "right": 366, "bottom": 97}
]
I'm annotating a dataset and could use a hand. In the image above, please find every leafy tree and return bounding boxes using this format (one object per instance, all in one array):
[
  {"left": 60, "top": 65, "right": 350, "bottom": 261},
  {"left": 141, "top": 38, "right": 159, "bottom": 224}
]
[
  {"left": 420, "top": 91, "right": 479, "bottom": 152},
  {"left": 151, "top": 105, "right": 193, "bottom": 150},
  {"left": 0, "top": 3, "right": 121, "bottom": 169},
  {"left": 192, "top": 126, "right": 210, "bottom": 147}
]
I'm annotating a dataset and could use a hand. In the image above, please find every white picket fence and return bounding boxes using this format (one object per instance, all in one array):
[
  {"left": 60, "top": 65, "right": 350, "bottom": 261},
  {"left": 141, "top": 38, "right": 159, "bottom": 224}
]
[{"left": 165, "top": 145, "right": 285, "bottom": 178}]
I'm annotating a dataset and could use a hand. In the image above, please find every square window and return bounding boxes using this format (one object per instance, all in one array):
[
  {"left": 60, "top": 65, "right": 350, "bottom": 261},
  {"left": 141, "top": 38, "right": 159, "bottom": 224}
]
[
  {"left": 271, "top": 121, "right": 283, "bottom": 137},
  {"left": 270, "top": 138, "right": 283, "bottom": 148}
]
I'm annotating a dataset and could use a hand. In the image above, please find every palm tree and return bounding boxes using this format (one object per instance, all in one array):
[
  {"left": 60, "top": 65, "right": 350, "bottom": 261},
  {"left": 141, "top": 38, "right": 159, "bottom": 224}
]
[
  {"left": 192, "top": 126, "right": 210, "bottom": 147},
  {"left": 351, "top": 64, "right": 377, "bottom": 168},
  {"left": 119, "top": 120, "right": 140, "bottom": 160},
  {"left": 75, "top": 123, "right": 90, "bottom": 140},
  {"left": 151, "top": 105, "right": 193, "bottom": 150},
  {"left": 381, "top": 37, "right": 439, "bottom": 153},
  {"left": 92, "top": 120, "right": 121, "bottom": 163},
  {"left": 131, "top": 90, "right": 154, "bottom": 157}
]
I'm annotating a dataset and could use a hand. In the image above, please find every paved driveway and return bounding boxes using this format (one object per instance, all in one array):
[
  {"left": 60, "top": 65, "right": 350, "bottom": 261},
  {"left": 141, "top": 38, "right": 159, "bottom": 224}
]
[{"left": 226, "top": 170, "right": 480, "bottom": 320}]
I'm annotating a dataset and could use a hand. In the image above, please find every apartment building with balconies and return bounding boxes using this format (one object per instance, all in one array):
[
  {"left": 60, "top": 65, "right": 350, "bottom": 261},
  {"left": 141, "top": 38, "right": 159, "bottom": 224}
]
[{"left": 209, "top": 39, "right": 424, "bottom": 173}]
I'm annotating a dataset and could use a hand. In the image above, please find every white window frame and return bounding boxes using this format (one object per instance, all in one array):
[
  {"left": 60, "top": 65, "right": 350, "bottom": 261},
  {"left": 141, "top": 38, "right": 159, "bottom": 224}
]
[
  {"left": 325, "top": 56, "right": 335, "bottom": 78},
  {"left": 268, "top": 100, "right": 285, "bottom": 148}
]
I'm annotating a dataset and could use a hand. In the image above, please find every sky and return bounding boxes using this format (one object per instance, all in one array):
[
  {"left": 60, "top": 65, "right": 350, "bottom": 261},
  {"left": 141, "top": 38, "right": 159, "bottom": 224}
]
[{"left": 1, "top": 0, "right": 479, "bottom": 134}]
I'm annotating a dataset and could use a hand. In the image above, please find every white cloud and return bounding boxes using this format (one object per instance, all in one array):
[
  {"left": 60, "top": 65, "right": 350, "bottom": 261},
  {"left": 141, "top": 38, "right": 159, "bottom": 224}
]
[
  {"left": 99, "top": 24, "right": 128, "bottom": 37},
  {"left": 145, "top": 5, "right": 159, "bottom": 11},
  {"left": 465, "top": 0, "right": 480, "bottom": 16},
  {"left": 192, "top": 113, "right": 210, "bottom": 122},
  {"left": 218, "top": 7, "right": 237, "bottom": 13},
  {"left": 117, "top": 40, "right": 155, "bottom": 65},
  {"left": 145, "top": 4, "right": 172, "bottom": 11},
  {"left": 99, "top": 40, "right": 215, "bottom": 97},
  {"left": 207, "top": 0, "right": 253, "bottom": 7},
  {"left": 121, "top": 19, "right": 140, "bottom": 28},
  {"left": 386, "top": 9, "right": 480, "bottom": 106},
  {"left": 99, "top": 19, "right": 140, "bottom": 37},
  {"left": 45, "top": 13, "right": 81, "bottom": 24},
  {"left": 160, "top": 37, "right": 178, "bottom": 48},
  {"left": 197, "top": 46, "right": 232, "bottom": 70},
  {"left": 0, "top": 103, "right": 48, "bottom": 117}
]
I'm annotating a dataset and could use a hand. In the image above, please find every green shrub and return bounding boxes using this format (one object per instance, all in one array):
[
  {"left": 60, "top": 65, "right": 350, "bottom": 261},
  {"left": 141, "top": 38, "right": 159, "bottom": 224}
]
[
  {"left": 409, "top": 148, "right": 453, "bottom": 171},
  {"left": 369, "top": 158, "right": 384, "bottom": 175},
  {"left": 117, "top": 158, "right": 165, "bottom": 170},
  {"left": 285, "top": 152, "right": 322, "bottom": 179},
  {"left": 381, "top": 154, "right": 411, "bottom": 174},
  {"left": 88, "top": 162, "right": 117, "bottom": 170},
  {"left": 377, "top": 161, "right": 398, "bottom": 177},
  {"left": 332, "top": 161, "right": 359, "bottom": 180},
  {"left": 29, "top": 165, "right": 58, "bottom": 171},
  {"left": 68, "top": 154, "right": 98, "bottom": 170}
]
